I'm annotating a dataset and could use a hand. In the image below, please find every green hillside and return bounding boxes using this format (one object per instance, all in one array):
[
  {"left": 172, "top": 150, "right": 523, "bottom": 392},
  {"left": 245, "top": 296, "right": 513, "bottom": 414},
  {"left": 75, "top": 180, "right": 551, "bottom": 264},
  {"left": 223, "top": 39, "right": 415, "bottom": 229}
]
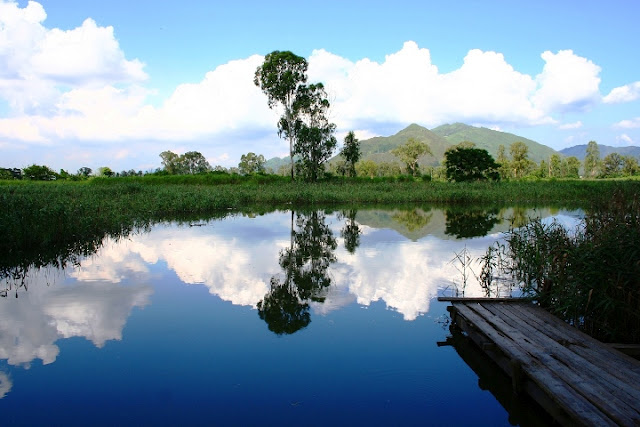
[
  {"left": 357, "top": 123, "right": 449, "bottom": 166},
  {"left": 270, "top": 122, "right": 561, "bottom": 170},
  {"left": 431, "top": 122, "right": 559, "bottom": 163}
]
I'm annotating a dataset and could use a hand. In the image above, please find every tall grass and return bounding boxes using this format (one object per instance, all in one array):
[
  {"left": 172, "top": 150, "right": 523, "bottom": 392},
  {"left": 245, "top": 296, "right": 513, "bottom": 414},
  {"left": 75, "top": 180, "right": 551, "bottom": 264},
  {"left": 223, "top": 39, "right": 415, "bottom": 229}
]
[{"left": 481, "top": 191, "right": 640, "bottom": 343}]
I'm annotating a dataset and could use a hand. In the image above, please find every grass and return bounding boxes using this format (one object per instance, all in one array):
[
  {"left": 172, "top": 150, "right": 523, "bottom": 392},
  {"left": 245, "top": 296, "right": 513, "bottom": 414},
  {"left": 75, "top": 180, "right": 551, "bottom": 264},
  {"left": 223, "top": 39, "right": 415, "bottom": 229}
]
[{"left": 3, "top": 177, "right": 640, "bottom": 333}]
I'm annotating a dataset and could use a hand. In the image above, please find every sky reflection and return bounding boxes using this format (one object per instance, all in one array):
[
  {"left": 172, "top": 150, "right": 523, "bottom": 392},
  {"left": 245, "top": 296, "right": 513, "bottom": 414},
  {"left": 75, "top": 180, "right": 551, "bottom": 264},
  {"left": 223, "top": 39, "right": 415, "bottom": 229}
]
[{"left": 0, "top": 206, "right": 582, "bottom": 403}]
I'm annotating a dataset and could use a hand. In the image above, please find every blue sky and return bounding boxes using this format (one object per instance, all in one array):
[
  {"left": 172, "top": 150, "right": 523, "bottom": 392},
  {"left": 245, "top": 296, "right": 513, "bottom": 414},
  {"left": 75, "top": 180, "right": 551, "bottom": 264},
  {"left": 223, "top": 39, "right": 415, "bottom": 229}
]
[{"left": 1, "top": 0, "right": 639, "bottom": 172}]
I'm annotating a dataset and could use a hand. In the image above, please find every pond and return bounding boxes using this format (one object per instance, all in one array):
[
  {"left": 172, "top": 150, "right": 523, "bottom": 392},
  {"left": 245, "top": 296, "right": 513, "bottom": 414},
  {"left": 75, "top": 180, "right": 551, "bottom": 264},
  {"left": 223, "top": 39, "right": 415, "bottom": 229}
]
[{"left": 0, "top": 206, "right": 581, "bottom": 425}]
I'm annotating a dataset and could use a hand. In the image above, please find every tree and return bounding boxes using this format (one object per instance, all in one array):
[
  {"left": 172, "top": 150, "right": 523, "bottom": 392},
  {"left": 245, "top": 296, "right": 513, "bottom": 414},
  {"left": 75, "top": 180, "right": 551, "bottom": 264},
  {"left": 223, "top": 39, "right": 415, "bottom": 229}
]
[
  {"left": 584, "top": 140, "right": 600, "bottom": 178},
  {"left": 160, "top": 151, "right": 181, "bottom": 174},
  {"left": 159, "top": 150, "right": 211, "bottom": 174},
  {"left": 564, "top": 156, "right": 581, "bottom": 178},
  {"left": 254, "top": 51, "right": 308, "bottom": 180},
  {"left": 444, "top": 147, "right": 500, "bottom": 182},
  {"left": 23, "top": 164, "right": 57, "bottom": 180},
  {"left": 182, "top": 151, "right": 211, "bottom": 174},
  {"left": 98, "top": 166, "right": 114, "bottom": 177},
  {"left": 340, "top": 131, "right": 360, "bottom": 177},
  {"left": 602, "top": 152, "right": 623, "bottom": 177},
  {"left": 622, "top": 155, "right": 639, "bottom": 176},
  {"left": 509, "top": 142, "right": 533, "bottom": 178},
  {"left": 290, "top": 83, "right": 336, "bottom": 181},
  {"left": 496, "top": 144, "right": 510, "bottom": 179},
  {"left": 392, "top": 137, "right": 432, "bottom": 176},
  {"left": 549, "top": 154, "right": 563, "bottom": 178},
  {"left": 77, "top": 167, "right": 92, "bottom": 178},
  {"left": 238, "top": 152, "right": 266, "bottom": 175},
  {"left": 355, "top": 160, "right": 378, "bottom": 178}
]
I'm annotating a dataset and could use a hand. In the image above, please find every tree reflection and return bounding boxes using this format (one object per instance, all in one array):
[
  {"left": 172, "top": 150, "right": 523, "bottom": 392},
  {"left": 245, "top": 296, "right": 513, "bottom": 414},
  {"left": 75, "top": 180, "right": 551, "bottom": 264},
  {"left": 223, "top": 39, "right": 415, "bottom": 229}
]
[
  {"left": 257, "top": 210, "right": 338, "bottom": 335},
  {"left": 339, "top": 209, "right": 361, "bottom": 254},
  {"left": 445, "top": 208, "right": 500, "bottom": 238}
]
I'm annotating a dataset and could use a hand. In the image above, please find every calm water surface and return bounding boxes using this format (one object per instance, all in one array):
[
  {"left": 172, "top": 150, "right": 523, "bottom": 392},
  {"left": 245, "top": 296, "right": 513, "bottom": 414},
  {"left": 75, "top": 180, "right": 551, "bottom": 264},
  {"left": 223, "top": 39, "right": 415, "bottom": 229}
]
[{"left": 0, "top": 207, "right": 581, "bottom": 425}]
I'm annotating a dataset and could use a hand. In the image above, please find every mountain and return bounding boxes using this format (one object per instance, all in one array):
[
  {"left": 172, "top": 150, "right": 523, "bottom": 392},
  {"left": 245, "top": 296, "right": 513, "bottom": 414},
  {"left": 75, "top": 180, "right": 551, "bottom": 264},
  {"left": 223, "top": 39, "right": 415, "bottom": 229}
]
[
  {"left": 431, "top": 123, "right": 559, "bottom": 163},
  {"left": 559, "top": 144, "right": 640, "bottom": 160},
  {"left": 356, "top": 123, "right": 450, "bottom": 166},
  {"left": 264, "top": 156, "right": 291, "bottom": 173},
  {"left": 269, "top": 122, "right": 561, "bottom": 169}
]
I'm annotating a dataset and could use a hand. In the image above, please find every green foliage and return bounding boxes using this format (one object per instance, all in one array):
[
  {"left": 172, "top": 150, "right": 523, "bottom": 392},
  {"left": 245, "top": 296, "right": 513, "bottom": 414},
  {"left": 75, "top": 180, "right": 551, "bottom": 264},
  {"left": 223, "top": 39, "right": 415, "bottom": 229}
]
[
  {"left": 565, "top": 156, "right": 581, "bottom": 178},
  {"left": 622, "top": 155, "right": 639, "bottom": 176},
  {"left": 481, "top": 192, "right": 640, "bottom": 343},
  {"left": 355, "top": 159, "right": 378, "bottom": 178},
  {"left": 340, "top": 131, "right": 360, "bottom": 177},
  {"left": 238, "top": 152, "right": 266, "bottom": 175},
  {"left": 254, "top": 51, "right": 308, "bottom": 180},
  {"left": 509, "top": 141, "right": 534, "bottom": 178},
  {"left": 160, "top": 150, "right": 211, "bottom": 175},
  {"left": 291, "top": 83, "right": 336, "bottom": 182},
  {"left": 23, "top": 164, "right": 57, "bottom": 180},
  {"left": 584, "top": 140, "right": 600, "bottom": 178},
  {"left": 98, "top": 166, "right": 114, "bottom": 177},
  {"left": 432, "top": 122, "right": 560, "bottom": 164},
  {"left": 601, "top": 152, "right": 623, "bottom": 177},
  {"left": 391, "top": 137, "right": 432, "bottom": 176},
  {"left": 444, "top": 146, "right": 499, "bottom": 182},
  {"left": 77, "top": 167, "right": 93, "bottom": 178}
]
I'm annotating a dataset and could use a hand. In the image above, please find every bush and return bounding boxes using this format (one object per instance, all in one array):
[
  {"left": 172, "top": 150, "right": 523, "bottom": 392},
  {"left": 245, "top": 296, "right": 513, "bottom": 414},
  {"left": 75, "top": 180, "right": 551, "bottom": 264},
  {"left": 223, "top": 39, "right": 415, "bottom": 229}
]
[{"left": 482, "top": 191, "right": 640, "bottom": 343}]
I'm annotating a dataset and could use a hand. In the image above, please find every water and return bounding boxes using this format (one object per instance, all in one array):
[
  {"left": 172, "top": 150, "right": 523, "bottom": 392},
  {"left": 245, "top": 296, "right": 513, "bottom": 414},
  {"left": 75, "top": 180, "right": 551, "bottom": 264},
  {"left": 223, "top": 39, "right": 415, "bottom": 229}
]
[{"left": 0, "top": 206, "right": 581, "bottom": 425}]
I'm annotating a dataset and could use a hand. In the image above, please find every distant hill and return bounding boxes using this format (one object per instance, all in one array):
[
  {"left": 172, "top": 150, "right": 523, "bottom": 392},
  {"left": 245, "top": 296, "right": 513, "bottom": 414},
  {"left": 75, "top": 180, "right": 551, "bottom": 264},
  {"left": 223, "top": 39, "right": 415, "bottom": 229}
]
[
  {"left": 431, "top": 123, "right": 559, "bottom": 163},
  {"left": 264, "top": 156, "right": 291, "bottom": 173},
  {"left": 559, "top": 144, "right": 640, "bottom": 160},
  {"left": 355, "top": 123, "right": 449, "bottom": 166},
  {"left": 269, "top": 122, "right": 561, "bottom": 170}
]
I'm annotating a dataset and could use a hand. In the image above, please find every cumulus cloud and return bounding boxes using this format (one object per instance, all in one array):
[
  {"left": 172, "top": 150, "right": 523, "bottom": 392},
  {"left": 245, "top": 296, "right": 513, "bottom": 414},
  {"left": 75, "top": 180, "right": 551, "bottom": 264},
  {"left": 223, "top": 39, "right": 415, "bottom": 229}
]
[
  {"left": 0, "top": 0, "right": 615, "bottom": 170},
  {"left": 603, "top": 81, "right": 640, "bottom": 104},
  {"left": 0, "top": 0, "right": 146, "bottom": 115},
  {"left": 616, "top": 134, "right": 633, "bottom": 144},
  {"left": 533, "top": 50, "right": 601, "bottom": 113},
  {"left": 614, "top": 117, "right": 640, "bottom": 129},
  {"left": 559, "top": 121, "right": 583, "bottom": 130}
]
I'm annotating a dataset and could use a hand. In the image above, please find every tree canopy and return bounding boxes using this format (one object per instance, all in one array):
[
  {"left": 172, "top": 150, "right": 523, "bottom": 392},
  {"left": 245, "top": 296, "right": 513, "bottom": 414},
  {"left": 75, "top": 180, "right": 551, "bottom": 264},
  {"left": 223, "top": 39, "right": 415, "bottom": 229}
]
[
  {"left": 238, "top": 152, "right": 266, "bottom": 175},
  {"left": 160, "top": 151, "right": 211, "bottom": 175},
  {"left": 391, "top": 137, "right": 432, "bottom": 176},
  {"left": 444, "top": 146, "right": 500, "bottom": 182},
  {"left": 340, "top": 131, "right": 360, "bottom": 177},
  {"left": 254, "top": 51, "right": 308, "bottom": 180}
]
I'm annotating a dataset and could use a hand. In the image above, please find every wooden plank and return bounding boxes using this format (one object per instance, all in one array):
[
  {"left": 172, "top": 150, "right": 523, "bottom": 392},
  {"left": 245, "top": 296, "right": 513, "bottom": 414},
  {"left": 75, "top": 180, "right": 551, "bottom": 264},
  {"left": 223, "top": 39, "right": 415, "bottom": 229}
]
[
  {"left": 513, "top": 303, "right": 640, "bottom": 378},
  {"left": 438, "top": 297, "right": 526, "bottom": 302},
  {"left": 452, "top": 303, "right": 616, "bottom": 425},
  {"left": 490, "top": 302, "right": 640, "bottom": 421},
  {"left": 469, "top": 302, "right": 640, "bottom": 426},
  {"left": 497, "top": 303, "right": 640, "bottom": 396}
]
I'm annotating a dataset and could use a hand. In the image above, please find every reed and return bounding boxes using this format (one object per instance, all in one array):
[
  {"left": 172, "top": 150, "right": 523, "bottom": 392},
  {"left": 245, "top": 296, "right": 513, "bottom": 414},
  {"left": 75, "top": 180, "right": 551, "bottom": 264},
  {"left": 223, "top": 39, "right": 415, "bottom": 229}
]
[{"left": 482, "top": 190, "right": 640, "bottom": 343}]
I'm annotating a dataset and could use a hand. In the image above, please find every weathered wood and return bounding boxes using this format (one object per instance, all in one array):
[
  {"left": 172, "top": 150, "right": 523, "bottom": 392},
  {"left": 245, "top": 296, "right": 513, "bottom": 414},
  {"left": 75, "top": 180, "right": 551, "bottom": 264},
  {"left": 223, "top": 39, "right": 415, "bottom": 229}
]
[
  {"left": 446, "top": 300, "right": 640, "bottom": 426},
  {"left": 496, "top": 303, "right": 640, "bottom": 403},
  {"left": 490, "top": 302, "right": 640, "bottom": 423},
  {"left": 438, "top": 296, "right": 526, "bottom": 302},
  {"left": 452, "top": 303, "right": 616, "bottom": 425}
]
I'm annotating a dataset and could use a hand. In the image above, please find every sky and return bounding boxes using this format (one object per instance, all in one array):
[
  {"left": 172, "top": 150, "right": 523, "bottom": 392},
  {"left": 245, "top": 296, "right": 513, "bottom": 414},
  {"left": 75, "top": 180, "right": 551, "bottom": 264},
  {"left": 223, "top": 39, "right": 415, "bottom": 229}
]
[{"left": 1, "top": 0, "right": 639, "bottom": 173}]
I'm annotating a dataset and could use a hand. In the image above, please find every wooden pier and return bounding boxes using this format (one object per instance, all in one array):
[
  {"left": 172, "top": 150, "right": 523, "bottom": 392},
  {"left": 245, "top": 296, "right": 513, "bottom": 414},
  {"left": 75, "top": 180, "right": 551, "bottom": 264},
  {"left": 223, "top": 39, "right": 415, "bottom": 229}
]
[{"left": 438, "top": 297, "right": 640, "bottom": 426}]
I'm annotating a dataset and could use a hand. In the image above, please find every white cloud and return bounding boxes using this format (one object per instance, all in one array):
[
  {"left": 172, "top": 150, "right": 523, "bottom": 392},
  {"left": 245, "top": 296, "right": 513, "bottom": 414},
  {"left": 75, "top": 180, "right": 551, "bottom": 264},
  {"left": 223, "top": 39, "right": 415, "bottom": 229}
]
[
  {"left": 0, "top": 0, "right": 614, "bottom": 169},
  {"left": 616, "top": 134, "right": 633, "bottom": 144},
  {"left": 533, "top": 50, "right": 601, "bottom": 113},
  {"left": 559, "top": 121, "right": 583, "bottom": 130},
  {"left": 614, "top": 117, "right": 640, "bottom": 129},
  {"left": 0, "top": 1, "right": 146, "bottom": 116},
  {"left": 603, "top": 81, "right": 640, "bottom": 104}
]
